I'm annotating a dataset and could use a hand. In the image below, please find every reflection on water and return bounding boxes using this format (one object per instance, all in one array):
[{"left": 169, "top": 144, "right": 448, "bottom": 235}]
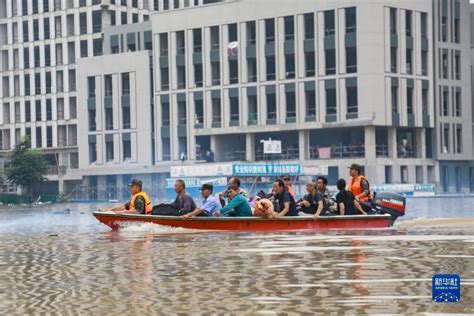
[{"left": 0, "top": 197, "right": 473, "bottom": 314}]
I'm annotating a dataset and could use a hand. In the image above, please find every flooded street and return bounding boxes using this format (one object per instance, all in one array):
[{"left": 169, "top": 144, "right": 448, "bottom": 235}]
[{"left": 1, "top": 197, "right": 473, "bottom": 314}]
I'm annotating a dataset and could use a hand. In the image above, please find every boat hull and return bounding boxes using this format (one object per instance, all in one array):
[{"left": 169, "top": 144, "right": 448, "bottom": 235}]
[{"left": 93, "top": 212, "right": 393, "bottom": 231}]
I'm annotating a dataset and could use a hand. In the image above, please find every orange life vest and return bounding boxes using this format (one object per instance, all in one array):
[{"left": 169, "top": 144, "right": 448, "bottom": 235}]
[
  {"left": 130, "top": 191, "right": 153, "bottom": 214},
  {"left": 348, "top": 175, "right": 371, "bottom": 202}
]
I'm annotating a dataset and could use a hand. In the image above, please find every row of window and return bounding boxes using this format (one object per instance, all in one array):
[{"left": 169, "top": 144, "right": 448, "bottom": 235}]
[
  {"left": 88, "top": 133, "right": 132, "bottom": 164},
  {"left": 2, "top": 97, "right": 77, "bottom": 124},
  {"left": 439, "top": 0, "right": 461, "bottom": 44},
  {"left": 441, "top": 123, "right": 463, "bottom": 154},
  {"left": 158, "top": 8, "right": 357, "bottom": 91},
  {"left": 440, "top": 86, "right": 462, "bottom": 117},
  {"left": 159, "top": 80, "right": 358, "bottom": 130},
  {"left": 2, "top": 39, "right": 103, "bottom": 74},
  {"left": 0, "top": 124, "right": 77, "bottom": 150},
  {"left": 440, "top": 49, "right": 461, "bottom": 80},
  {"left": 7, "top": 0, "right": 103, "bottom": 17},
  {"left": 2, "top": 69, "right": 76, "bottom": 97},
  {"left": 110, "top": 31, "right": 152, "bottom": 54},
  {"left": 390, "top": 78, "right": 429, "bottom": 116}
]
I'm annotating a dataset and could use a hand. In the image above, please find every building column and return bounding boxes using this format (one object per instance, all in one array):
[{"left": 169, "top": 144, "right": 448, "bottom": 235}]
[
  {"left": 388, "top": 126, "right": 397, "bottom": 158},
  {"left": 210, "top": 135, "right": 219, "bottom": 161},
  {"left": 298, "top": 130, "right": 309, "bottom": 161},
  {"left": 245, "top": 133, "right": 255, "bottom": 162},
  {"left": 364, "top": 126, "right": 376, "bottom": 179},
  {"left": 416, "top": 128, "right": 426, "bottom": 158}
]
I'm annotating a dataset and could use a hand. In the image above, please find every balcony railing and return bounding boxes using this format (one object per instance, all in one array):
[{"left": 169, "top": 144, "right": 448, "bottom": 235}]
[
  {"left": 309, "top": 144, "right": 365, "bottom": 160},
  {"left": 376, "top": 144, "right": 389, "bottom": 158},
  {"left": 256, "top": 147, "right": 299, "bottom": 161}
]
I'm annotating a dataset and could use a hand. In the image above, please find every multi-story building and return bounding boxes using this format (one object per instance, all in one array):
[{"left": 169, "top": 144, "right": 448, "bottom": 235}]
[
  {"left": 432, "top": 0, "right": 473, "bottom": 193},
  {"left": 0, "top": 0, "right": 220, "bottom": 196}
]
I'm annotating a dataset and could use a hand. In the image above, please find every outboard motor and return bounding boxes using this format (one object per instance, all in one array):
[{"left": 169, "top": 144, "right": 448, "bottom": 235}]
[{"left": 372, "top": 191, "right": 406, "bottom": 222}]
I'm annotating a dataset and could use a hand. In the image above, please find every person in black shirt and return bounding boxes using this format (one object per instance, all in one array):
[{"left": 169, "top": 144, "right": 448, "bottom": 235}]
[
  {"left": 297, "top": 182, "right": 318, "bottom": 214},
  {"left": 273, "top": 179, "right": 298, "bottom": 218},
  {"left": 173, "top": 179, "right": 197, "bottom": 214},
  {"left": 335, "top": 179, "right": 367, "bottom": 216}
]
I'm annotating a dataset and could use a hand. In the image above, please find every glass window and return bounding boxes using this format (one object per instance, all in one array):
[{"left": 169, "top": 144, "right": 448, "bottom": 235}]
[
  {"left": 326, "top": 85, "right": 336, "bottom": 115},
  {"left": 246, "top": 21, "right": 256, "bottom": 45},
  {"left": 193, "top": 28, "right": 202, "bottom": 52},
  {"left": 265, "top": 19, "right": 275, "bottom": 43},
  {"left": 305, "top": 52, "right": 315, "bottom": 77},
  {"left": 161, "top": 67, "right": 169, "bottom": 90},
  {"left": 405, "top": 10, "right": 412, "bottom": 36},
  {"left": 407, "top": 86, "right": 413, "bottom": 114},
  {"left": 121, "top": 73, "right": 129, "bottom": 95},
  {"left": 122, "top": 106, "right": 130, "bottom": 129},
  {"left": 286, "top": 91, "right": 296, "bottom": 118},
  {"left": 89, "top": 109, "right": 96, "bottom": 131},
  {"left": 345, "top": 7, "right": 356, "bottom": 33},
  {"left": 266, "top": 92, "right": 276, "bottom": 120},
  {"left": 325, "top": 49, "right": 336, "bottom": 75},
  {"left": 106, "top": 139, "right": 114, "bottom": 162},
  {"left": 346, "top": 47, "right": 357, "bottom": 73},
  {"left": 347, "top": 83, "right": 358, "bottom": 114},
  {"left": 304, "top": 13, "right": 314, "bottom": 39},
  {"left": 305, "top": 89, "right": 316, "bottom": 117},
  {"left": 324, "top": 10, "right": 335, "bottom": 36},
  {"left": 390, "top": 8, "right": 397, "bottom": 34},
  {"left": 266, "top": 56, "right": 275, "bottom": 81},
  {"left": 284, "top": 16, "right": 294, "bottom": 40},
  {"left": 123, "top": 136, "right": 131, "bottom": 160},
  {"left": 285, "top": 54, "right": 295, "bottom": 79}
]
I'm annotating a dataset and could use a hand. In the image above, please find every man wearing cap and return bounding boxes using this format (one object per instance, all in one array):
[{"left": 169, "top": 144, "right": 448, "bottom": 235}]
[
  {"left": 348, "top": 164, "right": 372, "bottom": 204},
  {"left": 282, "top": 174, "right": 296, "bottom": 198},
  {"left": 103, "top": 179, "right": 153, "bottom": 215},
  {"left": 181, "top": 183, "right": 221, "bottom": 219}
]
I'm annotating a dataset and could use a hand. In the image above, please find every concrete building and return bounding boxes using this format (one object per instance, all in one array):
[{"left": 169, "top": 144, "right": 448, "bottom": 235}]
[{"left": 0, "top": 0, "right": 221, "bottom": 196}]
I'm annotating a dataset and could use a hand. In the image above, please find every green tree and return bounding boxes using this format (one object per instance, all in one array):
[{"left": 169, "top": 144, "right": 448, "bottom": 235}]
[{"left": 5, "top": 137, "right": 48, "bottom": 199}]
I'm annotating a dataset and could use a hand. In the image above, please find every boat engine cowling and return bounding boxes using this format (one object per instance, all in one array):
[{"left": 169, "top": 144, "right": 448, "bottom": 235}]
[{"left": 372, "top": 191, "right": 406, "bottom": 221}]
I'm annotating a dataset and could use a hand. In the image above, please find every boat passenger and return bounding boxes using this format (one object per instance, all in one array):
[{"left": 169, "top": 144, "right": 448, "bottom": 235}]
[
  {"left": 335, "top": 179, "right": 367, "bottom": 216},
  {"left": 316, "top": 176, "right": 335, "bottom": 213},
  {"left": 181, "top": 183, "right": 221, "bottom": 219},
  {"left": 348, "top": 163, "right": 373, "bottom": 212},
  {"left": 298, "top": 182, "right": 327, "bottom": 216},
  {"left": 174, "top": 179, "right": 197, "bottom": 214},
  {"left": 216, "top": 177, "right": 247, "bottom": 204},
  {"left": 273, "top": 179, "right": 298, "bottom": 218},
  {"left": 282, "top": 174, "right": 296, "bottom": 198},
  {"left": 213, "top": 185, "right": 252, "bottom": 217},
  {"left": 104, "top": 179, "right": 153, "bottom": 215}
]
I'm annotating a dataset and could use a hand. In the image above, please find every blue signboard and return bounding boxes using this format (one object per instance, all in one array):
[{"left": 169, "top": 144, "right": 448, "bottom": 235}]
[
  {"left": 233, "top": 163, "right": 301, "bottom": 176},
  {"left": 432, "top": 274, "right": 460, "bottom": 302}
]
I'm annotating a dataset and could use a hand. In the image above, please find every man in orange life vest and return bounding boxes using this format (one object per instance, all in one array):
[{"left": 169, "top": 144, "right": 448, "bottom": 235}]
[
  {"left": 104, "top": 179, "right": 153, "bottom": 215},
  {"left": 348, "top": 164, "right": 372, "bottom": 212}
]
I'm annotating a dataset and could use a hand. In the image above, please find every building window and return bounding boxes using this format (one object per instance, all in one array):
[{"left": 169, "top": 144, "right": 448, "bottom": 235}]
[
  {"left": 105, "top": 108, "right": 113, "bottom": 130},
  {"left": 407, "top": 85, "right": 413, "bottom": 114},
  {"left": 454, "top": 6, "right": 460, "bottom": 42},
  {"left": 144, "top": 31, "right": 152, "bottom": 50},
  {"left": 194, "top": 98, "right": 204, "bottom": 126},
  {"left": 266, "top": 56, "right": 276, "bottom": 81},
  {"left": 161, "top": 67, "right": 169, "bottom": 90},
  {"left": 454, "top": 51, "right": 460, "bottom": 80},
  {"left": 346, "top": 47, "right": 357, "bottom": 73},
  {"left": 406, "top": 48, "right": 413, "bottom": 74},
  {"left": 266, "top": 91, "right": 276, "bottom": 121},
  {"left": 442, "top": 87, "right": 449, "bottom": 116},
  {"left": 211, "top": 62, "right": 220, "bottom": 85},
  {"left": 284, "top": 16, "right": 294, "bottom": 41},
  {"left": 210, "top": 26, "right": 219, "bottom": 50},
  {"left": 421, "top": 50, "right": 428, "bottom": 76},
  {"left": 345, "top": 7, "right": 356, "bottom": 33},
  {"left": 405, "top": 10, "right": 412, "bottom": 37},
  {"left": 122, "top": 106, "right": 130, "bottom": 129},
  {"left": 246, "top": 21, "right": 256, "bottom": 45},
  {"left": 177, "top": 100, "right": 187, "bottom": 125},
  {"left": 212, "top": 95, "right": 221, "bottom": 125},
  {"left": 121, "top": 73, "right": 129, "bottom": 95},
  {"left": 325, "top": 49, "right": 336, "bottom": 75},
  {"left": 247, "top": 93, "right": 257, "bottom": 124},
  {"left": 123, "top": 135, "right": 131, "bottom": 160},
  {"left": 229, "top": 94, "right": 239, "bottom": 124},
  {"left": 265, "top": 18, "right": 275, "bottom": 43},
  {"left": 127, "top": 33, "right": 136, "bottom": 52},
  {"left": 390, "top": 8, "right": 397, "bottom": 34},
  {"left": 106, "top": 138, "right": 114, "bottom": 162},
  {"left": 176, "top": 31, "right": 185, "bottom": 55},
  {"left": 421, "top": 12, "right": 427, "bottom": 39},
  {"left": 159, "top": 33, "right": 168, "bottom": 56},
  {"left": 229, "top": 60, "right": 238, "bottom": 84},
  {"left": 46, "top": 99, "right": 52, "bottom": 120},
  {"left": 305, "top": 88, "right": 316, "bottom": 118},
  {"left": 324, "top": 10, "right": 335, "bottom": 36},
  {"left": 346, "top": 80, "right": 358, "bottom": 115},
  {"left": 194, "top": 64, "right": 203, "bottom": 87},
  {"left": 285, "top": 90, "right": 296, "bottom": 120},
  {"left": 422, "top": 86, "right": 429, "bottom": 115},
  {"left": 442, "top": 50, "right": 448, "bottom": 79},
  {"left": 25, "top": 101, "right": 31, "bottom": 122},
  {"left": 105, "top": 75, "right": 112, "bottom": 96},
  {"left": 193, "top": 28, "right": 202, "bottom": 53},
  {"left": 305, "top": 52, "right": 315, "bottom": 77},
  {"left": 35, "top": 100, "right": 42, "bottom": 121},
  {"left": 441, "top": 0, "right": 448, "bottom": 41},
  {"left": 177, "top": 66, "right": 186, "bottom": 89},
  {"left": 443, "top": 123, "right": 449, "bottom": 153},
  {"left": 455, "top": 89, "right": 461, "bottom": 116},
  {"left": 89, "top": 108, "right": 96, "bottom": 131},
  {"left": 304, "top": 13, "right": 314, "bottom": 39},
  {"left": 390, "top": 47, "right": 397, "bottom": 73},
  {"left": 325, "top": 83, "right": 336, "bottom": 116},
  {"left": 247, "top": 58, "right": 257, "bottom": 82},
  {"left": 401, "top": 166, "right": 408, "bottom": 183},
  {"left": 89, "top": 137, "right": 97, "bottom": 163},
  {"left": 285, "top": 53, "right": 295, "bottom": 79},
  {"left": 456, "top": 125, "right": 462, "bottom": 154}
]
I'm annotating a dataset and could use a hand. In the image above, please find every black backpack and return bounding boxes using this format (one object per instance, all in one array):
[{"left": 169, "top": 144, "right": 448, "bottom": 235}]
[{"left": 152, "top": 203, "right": 181, "bottom": 216}]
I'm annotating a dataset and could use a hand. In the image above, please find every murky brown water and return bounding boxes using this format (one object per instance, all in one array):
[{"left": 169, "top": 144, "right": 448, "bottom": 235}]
[{"left": 1, "top": 199, "right": 473, "bottom": 314}]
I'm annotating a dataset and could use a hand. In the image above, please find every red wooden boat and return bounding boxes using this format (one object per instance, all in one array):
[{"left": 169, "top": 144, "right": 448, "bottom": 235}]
[{"left": 93, "top": 212, "right": 393, "bottom": 231}]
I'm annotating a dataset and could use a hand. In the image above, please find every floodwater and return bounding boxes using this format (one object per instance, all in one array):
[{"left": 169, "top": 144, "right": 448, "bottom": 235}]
[{"left": 0, "top": 197, "right": 473, "bottom": 314}]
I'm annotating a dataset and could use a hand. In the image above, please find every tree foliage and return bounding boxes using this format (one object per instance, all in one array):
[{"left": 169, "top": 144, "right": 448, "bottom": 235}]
[{"left": 5, "top": 138, "right": 48, "bottom": 195}]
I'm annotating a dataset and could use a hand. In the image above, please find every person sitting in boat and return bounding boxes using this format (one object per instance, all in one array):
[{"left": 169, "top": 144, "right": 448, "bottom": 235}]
[
  {"left": 181, "top": 183, "right": 221, "bottom": 219},
  {"left": 213, "top": 185, "right": 252, "bottom": 217},
  {"left": 316, "top": 176, "right": 335, "bottom": 213},
  {"left": 348, "top": 163, "right": 372, "bottom": 212},
  {"left": 297, "top": 182, "right": 326, "bottom": 216},
  {"left": 335, "top": 179, "right": 367, "bottom": 216},
  {"left": 273, "top": 179, "right": 298, "bottom": 218},
  {"left": 282, "top": 174, "right": 296, "bottom": 198},
  {"left": 216, "top": 177, "right": 247, "bottom": 205},
  {"left": 174, "top": 179, "right": 197, "bottom": 214},
  {"left": 103, "top": 179, "right": 153, "bottom": 215}
]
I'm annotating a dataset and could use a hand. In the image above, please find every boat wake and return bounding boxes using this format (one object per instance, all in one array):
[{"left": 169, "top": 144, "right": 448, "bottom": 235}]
[
  {"left": 117, "top": 221, "right": 202, "bottom": 234},
  {"left": 394, "top": 217, "right": 474, "bottom": 229}
]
